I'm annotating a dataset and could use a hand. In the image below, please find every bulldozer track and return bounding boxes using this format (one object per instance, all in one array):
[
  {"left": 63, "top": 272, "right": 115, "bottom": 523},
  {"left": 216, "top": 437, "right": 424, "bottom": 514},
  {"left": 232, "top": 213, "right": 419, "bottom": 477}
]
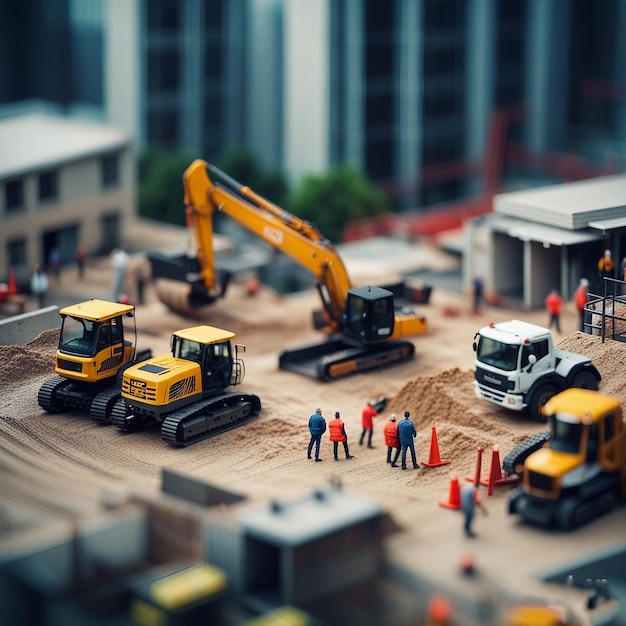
[
  {"left": 160, "top": 391, "right": 261, "bottom": 447},
  {"left": 37, "top": 376, "right": 72, "bottom": 413}
]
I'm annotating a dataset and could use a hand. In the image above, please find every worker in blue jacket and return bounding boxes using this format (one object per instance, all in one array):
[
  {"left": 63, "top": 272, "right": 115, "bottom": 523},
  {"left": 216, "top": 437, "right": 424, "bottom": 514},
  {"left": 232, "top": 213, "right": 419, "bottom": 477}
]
[
  {"left": 307, "top": 407, "right": 327, "bottom": 462},
  {"left": 398, "top": 411, "right": 420, "bottom": 470}
]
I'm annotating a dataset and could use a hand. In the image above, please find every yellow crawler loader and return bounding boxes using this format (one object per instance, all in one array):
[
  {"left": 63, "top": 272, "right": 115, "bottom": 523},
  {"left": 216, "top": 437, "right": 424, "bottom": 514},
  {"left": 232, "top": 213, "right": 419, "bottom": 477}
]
[{"left": 37, "top": 299, "right": 152, "bottom": 421}]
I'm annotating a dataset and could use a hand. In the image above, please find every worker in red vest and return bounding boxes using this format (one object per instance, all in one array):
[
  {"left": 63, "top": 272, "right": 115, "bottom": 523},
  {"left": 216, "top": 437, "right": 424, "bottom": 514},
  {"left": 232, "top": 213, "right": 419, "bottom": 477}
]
[
  {"left": 329, "top": 412, "right": 354, "bottom": 461},
  {"left": 359, "top": 401, "right": 378, "bottom": 448},
  {"left": 573, "top": 278, "right": 589, "bottom": 333},
  {"left": 383, "top": 414, "right": 401, "bottom": 466},
  {"left": 545, "top": 289, "right": 562, "bottom": 334}
]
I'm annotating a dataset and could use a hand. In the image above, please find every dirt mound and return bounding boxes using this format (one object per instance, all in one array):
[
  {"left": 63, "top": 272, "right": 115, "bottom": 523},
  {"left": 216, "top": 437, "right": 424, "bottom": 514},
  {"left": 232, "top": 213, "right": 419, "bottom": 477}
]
[
  {"left": 0, "top": 329, "right": 57, "bottom": 395},
  {"left": 557, "top": 332, "right": 626, "bottom": 400}
]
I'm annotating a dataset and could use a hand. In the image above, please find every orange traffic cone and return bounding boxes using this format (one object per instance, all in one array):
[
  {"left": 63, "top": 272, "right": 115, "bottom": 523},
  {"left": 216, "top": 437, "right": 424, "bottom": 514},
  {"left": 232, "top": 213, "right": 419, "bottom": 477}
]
[
  {"left": 8, "top": 267, "right": 18, "bottom": 295},
  {"left": 466, "top": 446, "right": 484, "bottom": 484},
  {"left": 422, "top": 422, "right": 451, "bottom": 467},
  {"left": 439, "top": 475, "right": 461, "bottom": 509},
  {"left": 480, "top": 445, "right": 502, "bottom": 495}
]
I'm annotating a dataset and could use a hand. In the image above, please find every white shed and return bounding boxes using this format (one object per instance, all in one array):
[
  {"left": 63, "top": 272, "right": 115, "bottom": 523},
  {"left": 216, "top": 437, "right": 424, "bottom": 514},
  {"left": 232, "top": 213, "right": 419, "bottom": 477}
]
[{"left": 464, "top": 175, "right": 626, "bottom": 309}]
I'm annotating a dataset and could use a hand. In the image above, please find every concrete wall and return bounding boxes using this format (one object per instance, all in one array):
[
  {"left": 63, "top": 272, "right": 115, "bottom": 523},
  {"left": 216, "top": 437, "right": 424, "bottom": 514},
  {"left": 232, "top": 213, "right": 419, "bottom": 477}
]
[{"left": 0, "top": 306, "right": 59, "bottom": 345}]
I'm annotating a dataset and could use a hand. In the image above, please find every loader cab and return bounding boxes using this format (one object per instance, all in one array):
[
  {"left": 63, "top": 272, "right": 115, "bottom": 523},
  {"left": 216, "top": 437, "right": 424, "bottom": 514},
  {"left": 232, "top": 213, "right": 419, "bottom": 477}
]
[
  {"left": 342, "top": 286, "right": 394, "bottom": 345},
  {"left": 171, "top": 325, "right": 238, "bottom": 394},
  {"left": 55, "top": 299, "right": 137, "bottom": 382}
]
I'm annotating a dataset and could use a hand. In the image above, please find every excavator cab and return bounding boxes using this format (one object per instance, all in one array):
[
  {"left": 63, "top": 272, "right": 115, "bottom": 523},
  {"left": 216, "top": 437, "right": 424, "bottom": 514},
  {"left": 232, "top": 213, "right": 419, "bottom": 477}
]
[{"left": 342, "top": 286, "right": 395, "bottom": 345}]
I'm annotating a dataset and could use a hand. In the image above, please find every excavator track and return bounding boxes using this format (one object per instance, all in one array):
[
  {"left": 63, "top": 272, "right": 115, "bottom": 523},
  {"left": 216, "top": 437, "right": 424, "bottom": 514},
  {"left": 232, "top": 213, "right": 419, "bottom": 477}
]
[
  {"left": 279, "top": 338, "right": 415, "bottom": 381},
  {"left": 37, "top": 376, "right": 73, "bottom": 413},
  {"left": 160, "top": 391, "right": 261, "bottom": 447}
]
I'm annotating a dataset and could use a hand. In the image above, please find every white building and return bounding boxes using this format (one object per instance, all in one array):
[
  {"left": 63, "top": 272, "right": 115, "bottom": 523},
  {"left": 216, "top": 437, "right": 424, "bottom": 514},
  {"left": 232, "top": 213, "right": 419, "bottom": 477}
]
[{"left": 0, "top": 112, "right": 136, "bottom": 286}]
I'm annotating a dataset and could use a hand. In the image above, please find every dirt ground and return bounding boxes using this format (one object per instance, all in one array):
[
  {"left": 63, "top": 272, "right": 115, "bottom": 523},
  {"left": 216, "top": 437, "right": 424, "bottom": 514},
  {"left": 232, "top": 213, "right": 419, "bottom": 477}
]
[{"left": 1, "top": 232, "right": 625, "bottom": 623}]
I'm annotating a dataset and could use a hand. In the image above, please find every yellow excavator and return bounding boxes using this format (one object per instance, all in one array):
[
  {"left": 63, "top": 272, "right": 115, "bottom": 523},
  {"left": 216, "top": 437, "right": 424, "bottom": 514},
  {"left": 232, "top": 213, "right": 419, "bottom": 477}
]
[
  {"left": 150, "top": 159, "right": 427, "bottom": 381},
  {"left": 37, "top": 299, "right": 152, "bottom": 421}
]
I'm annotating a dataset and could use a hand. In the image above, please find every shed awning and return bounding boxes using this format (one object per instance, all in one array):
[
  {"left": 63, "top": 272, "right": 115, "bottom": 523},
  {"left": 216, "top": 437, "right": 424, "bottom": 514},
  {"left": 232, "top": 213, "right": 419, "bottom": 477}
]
[{"left": 489, "top": 216, "right": 603, "bottom": 246}]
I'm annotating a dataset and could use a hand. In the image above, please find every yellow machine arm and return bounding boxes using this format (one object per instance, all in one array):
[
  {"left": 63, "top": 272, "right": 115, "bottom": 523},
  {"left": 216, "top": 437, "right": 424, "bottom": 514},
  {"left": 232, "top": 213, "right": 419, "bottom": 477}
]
[{"left": 183, "top": 159, "right": 353, "bottom": 333}]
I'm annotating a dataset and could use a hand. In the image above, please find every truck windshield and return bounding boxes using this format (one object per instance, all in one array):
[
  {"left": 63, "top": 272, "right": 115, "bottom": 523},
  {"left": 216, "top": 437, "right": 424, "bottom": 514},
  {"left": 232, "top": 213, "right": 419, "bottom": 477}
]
[
  {"left": 476, "top": 337, "right": 520, "bottom": 371},
  {"left": 549, "top": 416, "right": 583, "bottom": 454},
  {"left": 59, "top": 317, "right": 97, "bottom": 355}
]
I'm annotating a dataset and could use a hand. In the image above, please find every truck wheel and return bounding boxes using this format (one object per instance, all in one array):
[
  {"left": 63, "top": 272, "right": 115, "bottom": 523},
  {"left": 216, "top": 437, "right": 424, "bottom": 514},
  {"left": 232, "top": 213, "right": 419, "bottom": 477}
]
[
  {"left": 527, "top": 384, "right": 559, "bottom": 422},
  {"left": 502, "top": 431, "right": 550, "bottom": 475},
  {"left": 571, "top": 370, "right": 599, "bottom": 390}
]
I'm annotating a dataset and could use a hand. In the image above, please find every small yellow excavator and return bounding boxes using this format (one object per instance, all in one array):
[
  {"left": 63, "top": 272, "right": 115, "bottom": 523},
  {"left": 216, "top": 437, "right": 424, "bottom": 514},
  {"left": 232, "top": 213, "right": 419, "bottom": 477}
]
[
  {"left": 150, "top": 159, "right": 428, "bottom": 381},
  {"left": 37, "top": 299, "right": 152, "bottom": 421},
  {"left": 111, "top": 324, "right": 261, "bottom": 447}
]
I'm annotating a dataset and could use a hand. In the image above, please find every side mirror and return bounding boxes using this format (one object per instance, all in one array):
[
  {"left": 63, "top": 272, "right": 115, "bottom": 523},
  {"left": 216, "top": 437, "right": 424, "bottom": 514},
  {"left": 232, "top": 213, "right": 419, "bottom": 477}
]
[{"left": 528, "top": 354, "right": 537, "bottom": 365}]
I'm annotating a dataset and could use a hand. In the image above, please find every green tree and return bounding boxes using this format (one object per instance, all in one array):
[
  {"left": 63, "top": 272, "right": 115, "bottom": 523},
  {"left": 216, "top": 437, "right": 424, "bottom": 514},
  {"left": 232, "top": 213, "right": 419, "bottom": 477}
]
[
  {"left": 290, "top": 165, "right": 390, "bottom": 243},
  {"left": 138, "top": 147, "right": 195, "bottom": 226}
]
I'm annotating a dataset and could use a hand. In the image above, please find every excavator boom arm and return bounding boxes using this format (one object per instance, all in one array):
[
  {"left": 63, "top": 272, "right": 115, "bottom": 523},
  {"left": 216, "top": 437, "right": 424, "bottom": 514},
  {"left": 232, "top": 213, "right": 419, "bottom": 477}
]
[{"left": 183, "top": 159, "right": 352, "bottom": 331}]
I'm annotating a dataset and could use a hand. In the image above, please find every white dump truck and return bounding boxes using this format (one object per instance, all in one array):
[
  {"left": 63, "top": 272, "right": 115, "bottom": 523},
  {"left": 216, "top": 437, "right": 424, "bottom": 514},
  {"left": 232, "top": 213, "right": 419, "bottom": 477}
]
[{"left": 472, "top": 319, "right": 601, "bottom": 421}]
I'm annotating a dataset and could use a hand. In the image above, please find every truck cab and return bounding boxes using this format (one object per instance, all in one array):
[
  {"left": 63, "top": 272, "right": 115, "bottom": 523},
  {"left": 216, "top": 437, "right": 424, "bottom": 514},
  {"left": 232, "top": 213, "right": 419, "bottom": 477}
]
[{"left": 473, "top": 320, "right": 600, "bottom": 421}]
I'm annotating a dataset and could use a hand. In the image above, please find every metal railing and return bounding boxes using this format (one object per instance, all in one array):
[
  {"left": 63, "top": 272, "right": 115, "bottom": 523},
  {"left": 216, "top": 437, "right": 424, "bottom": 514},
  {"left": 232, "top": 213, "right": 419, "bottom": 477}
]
[{"left": 584, "top": 277, "right": 626, "bottom": 343}]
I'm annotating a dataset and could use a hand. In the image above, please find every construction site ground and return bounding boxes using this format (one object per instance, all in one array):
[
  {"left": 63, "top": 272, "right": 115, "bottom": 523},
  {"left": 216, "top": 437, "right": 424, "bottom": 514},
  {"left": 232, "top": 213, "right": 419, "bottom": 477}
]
[{"left": 1, "top": 219, "right": 625, "bottom": 625}]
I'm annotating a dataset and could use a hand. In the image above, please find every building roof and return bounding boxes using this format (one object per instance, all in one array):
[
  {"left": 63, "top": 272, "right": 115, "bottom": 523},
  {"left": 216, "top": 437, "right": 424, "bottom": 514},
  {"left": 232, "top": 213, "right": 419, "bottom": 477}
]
[
  {"left": 238, "top": 486, "right": 384, "bottom": 547},
  {"left": 493, "top": 175, "right": 626, "bottom": 230},
  {"left": 0, "top": 112, "right": 132, "bottom": 179}
]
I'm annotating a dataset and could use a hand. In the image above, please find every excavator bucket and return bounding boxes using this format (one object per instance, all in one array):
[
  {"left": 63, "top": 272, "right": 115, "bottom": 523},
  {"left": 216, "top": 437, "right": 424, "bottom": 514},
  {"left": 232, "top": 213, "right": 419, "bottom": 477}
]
[{"left": 149, "top": 251, "right": 229, "bottom": 314}]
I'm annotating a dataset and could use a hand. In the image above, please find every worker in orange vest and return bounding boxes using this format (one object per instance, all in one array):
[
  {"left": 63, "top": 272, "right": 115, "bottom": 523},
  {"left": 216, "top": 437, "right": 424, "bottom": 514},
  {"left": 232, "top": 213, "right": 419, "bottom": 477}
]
[
  {"left": 329, "top": 412, "right": 354, "bottom": 461},
  {"left": 383, "top": 414, "right": 401, "bottom": 466},
  {"left": 597, "top": 248, "right": 615, "bottom": 280}
]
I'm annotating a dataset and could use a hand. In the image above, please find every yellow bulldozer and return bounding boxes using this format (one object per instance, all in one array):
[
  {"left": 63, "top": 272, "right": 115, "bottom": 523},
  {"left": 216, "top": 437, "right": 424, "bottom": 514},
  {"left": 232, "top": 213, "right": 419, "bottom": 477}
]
[{"left": 507, "top": 388, "right": 626, "bottom": 530}]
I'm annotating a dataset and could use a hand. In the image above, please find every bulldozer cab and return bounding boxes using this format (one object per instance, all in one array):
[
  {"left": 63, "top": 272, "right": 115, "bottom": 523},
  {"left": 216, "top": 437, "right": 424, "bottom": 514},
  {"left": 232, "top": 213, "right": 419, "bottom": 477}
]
[
  {"left": 543, "top": 388, "right": 625, "bottom": 470},
  {"left": 56, "top": 299, "right": 137, "bottom": 381},
  {"left": 342, "top": 286, "right": 394, "bottom": 345}
]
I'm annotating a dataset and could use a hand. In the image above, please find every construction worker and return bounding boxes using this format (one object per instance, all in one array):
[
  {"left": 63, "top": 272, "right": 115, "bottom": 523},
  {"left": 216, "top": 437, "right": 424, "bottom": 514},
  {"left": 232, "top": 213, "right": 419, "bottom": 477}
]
[
  {"left": 398, "top": 411, "right": 419, "bottom": 470},
  {"left": 383, "top": 414, "right": 401, "bottom": 466},
  {"left": 545, "top": 289, "right": 562, "bottom": 334},
  {"left": 461, "top": 484, "right": 487, "bottom": 537},
  {"left": 359, "top": 401, "right": 378, "bottom": 448},
  {"left": 328, "top": 412, "right": 354, "bottom": 461},
  {"left": 597, "top": 248, "right": 615, "bottom": 280},
  {"left": 307, "top": 407, "right": 326, "bottom": 462}
]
